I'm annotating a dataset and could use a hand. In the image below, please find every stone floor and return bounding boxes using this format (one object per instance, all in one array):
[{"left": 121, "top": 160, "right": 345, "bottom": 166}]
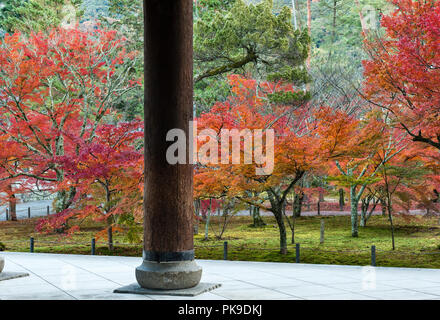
[{"left": 1, "top": 252, "right": 440, "bottom": 300}]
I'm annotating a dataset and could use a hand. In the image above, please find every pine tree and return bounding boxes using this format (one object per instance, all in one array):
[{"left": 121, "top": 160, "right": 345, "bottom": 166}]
[{"left": 0, "top": 0, "right": 83, "bottom": 34}]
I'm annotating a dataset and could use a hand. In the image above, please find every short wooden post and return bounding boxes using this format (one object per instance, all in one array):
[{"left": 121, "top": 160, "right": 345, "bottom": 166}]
[
  {"left": 91, "top": 238, "right": 96, "bottom": 255},
  {"left": 320, "top": 219, "right": 325, "bottom": 244},
  {"left": 295, "top": 243, "right": 300, "bottom": 263},
  {"left": 5, "top": 208, "right": 9, "bottom": 221},
  {"left": 30, "top": 237, "right": 34, "bottom": 253},
  {"left": 371, "top": 245, "right": 376, "bottom": 266},
  {"left": 28, "top": 207, "right": 31, "bottom": 219},
  {"left": 223, "top": 241, "right": 228, "bottom": 260},
  {"left": 47, "top": 206, "right": 50, "bottom": 216}
]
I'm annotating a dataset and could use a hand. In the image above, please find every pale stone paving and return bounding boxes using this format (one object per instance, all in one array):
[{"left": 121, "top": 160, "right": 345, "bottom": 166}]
[{"left": 1, "top": 252, "right": 440, "bottom": 300}]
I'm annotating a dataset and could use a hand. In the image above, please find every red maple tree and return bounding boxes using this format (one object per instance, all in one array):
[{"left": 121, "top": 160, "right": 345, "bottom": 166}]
[
  {"left": 363, "top": 0, "right": 440, "bottom": 150},
  {"left": 0, "top": 26, "right": 141, "bottom": 212},
  {"left": 36, "top": 121, "right": 144, "bottom": 250}
]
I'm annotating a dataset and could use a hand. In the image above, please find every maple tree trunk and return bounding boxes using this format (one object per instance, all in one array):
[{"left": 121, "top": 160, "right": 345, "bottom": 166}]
[
  {"left": 350, "top": 187, "right": 359, "bottom": 237},
  {"left": 9, "top": 197, "right": 17, "bottom": 221},
  {"left": 252, "top": 206, "right": 265, "bottom": 227},
  {"left": 293, "top": 192, "right": 303, "bottom": 217},
  {"left": 204, "top": 198, "right": 212, "bottom": 241},
  {"left": 388, "top": 206, "right": 395, "bottom": 250},
  {"left": 291, "top": 226, "right": 295, "bottom": 244},
  {"left": 350, "top": 202, "right": 359, "bottom": 237},
  {"left": 360, "top": 212, "right": 366, "bottom": 227},
  {"left": 319, "top": 190, "right": 324, "bottom": 202},
  {"left": 105, "top": 210, "right": 114, "bottom": 251},
  {"left": 143, "top": 0, "right": 195, "bottom": 260},
  {"left": 380, "top": 198, "right": 387, "bottom": 216},
  {"left": 360, "top": 196, "right": 377, "bottom": 227},
  {"left": 54, "top": 187, "right": 76, "bottom": 213},
  {"left": 55, "top": 188, "right": 76, "bottom": 233},
  {"left": 193, "top": 221, "right": 199, "bottom": 235},
  {"left": 305, "top": 194, "right": 311, "bottom": 211},
  {"left": 7, "top": 184, "right": 17, "bottom": 221},
  {"left": 289, "top": 213, "right": 296, "bottom": 244},
  {"left": 275, "top": 211, "right": 288, "bottom": 255},
  {"left": 214, "top": 204, "right": 225, "bottom": 240},
  {"left": 107, "top": 225, "right": 114, "bottom": 252},
  {"left": 366, "top": 199, "right": 378, "bottom": 226},
  {"left": 193, "top": 199, "right": 200, "bottom": 235},
  {"left": 386, "top": 197, "right": 396, "bottom": 250},
  {"left": 339, "top": 188, "right": 345, "bottom": 211},
  {"left": 271, "top": 204, "right": 288, "bottom": 254},
  {"left": 360, "top": 198, "right": 367, "bottom": 227},
  {"left": 283, "top": 194, "right": 297, "bottom": 244}
]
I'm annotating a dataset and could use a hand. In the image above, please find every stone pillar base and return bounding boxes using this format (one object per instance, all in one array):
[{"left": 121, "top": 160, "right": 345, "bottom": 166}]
[
  {"left": 0, "top": 271, "right": 29, "bottom": 281},
  {"left": 135, "top": 260, "right": 202, "bottom": 290},
  {"left": 114, "top": 282, "right": 221, "bottom": 297},
  {"left": 0, "top": 255, "right": 29, "bottom": 281}
]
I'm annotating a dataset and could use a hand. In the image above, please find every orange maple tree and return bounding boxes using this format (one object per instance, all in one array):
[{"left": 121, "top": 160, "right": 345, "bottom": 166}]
[
  {"left": 195, "top": 75, "right": 320, "bottom": 253},
  {"left": 315, "top": 106, "right": 408, "bottom": 237}
]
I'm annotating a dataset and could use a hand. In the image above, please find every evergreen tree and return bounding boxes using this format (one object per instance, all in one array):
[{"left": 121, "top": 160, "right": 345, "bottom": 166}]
[
  {"left": 0, "top": 0, "right": 83, "bottom": 34},
  {"left": 307, "top": 0, "right": 391, "bottom": 113},
  {"left": 81, "top": 0, "right": 109, "bottom": 22},
  {"left": 194, "top": 0, "right": 310, "bottom": 112}
]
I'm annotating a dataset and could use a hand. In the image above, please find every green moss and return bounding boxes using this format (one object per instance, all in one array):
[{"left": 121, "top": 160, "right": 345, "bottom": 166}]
[{"left": 1, "top": 215, "right": 440, "bottom": 269}]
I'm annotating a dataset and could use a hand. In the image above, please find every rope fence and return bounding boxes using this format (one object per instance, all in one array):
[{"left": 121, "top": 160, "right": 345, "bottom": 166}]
[
  {"left": 1, "top": 238, "right": 440, "bottom": 267},
  {"left": 3, "top": 205, "right": 52, "bottom": 221}
]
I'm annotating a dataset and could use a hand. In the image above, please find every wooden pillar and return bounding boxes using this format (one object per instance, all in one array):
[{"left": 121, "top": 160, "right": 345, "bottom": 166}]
[{"left": 136, "top": 0, "right": 201, "bottom": 290}]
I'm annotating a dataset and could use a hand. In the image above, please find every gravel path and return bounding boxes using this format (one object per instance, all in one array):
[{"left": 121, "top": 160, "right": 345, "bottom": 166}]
[
  {"left": 1, "top": 201, "right": 434, "bottom": 222},
  {"left": 233, "top": 208, "right": 431, "bottom": 217}
]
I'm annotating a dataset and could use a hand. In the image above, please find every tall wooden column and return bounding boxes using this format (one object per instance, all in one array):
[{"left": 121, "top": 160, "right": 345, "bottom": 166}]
[{"left": 136, "top": 0, "right": 202, "bottom": 290}]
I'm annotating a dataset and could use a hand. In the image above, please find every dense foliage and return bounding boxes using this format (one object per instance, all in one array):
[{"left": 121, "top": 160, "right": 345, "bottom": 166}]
[{"left": 0, "top": 0, "right": 439, "bottom": 255}]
